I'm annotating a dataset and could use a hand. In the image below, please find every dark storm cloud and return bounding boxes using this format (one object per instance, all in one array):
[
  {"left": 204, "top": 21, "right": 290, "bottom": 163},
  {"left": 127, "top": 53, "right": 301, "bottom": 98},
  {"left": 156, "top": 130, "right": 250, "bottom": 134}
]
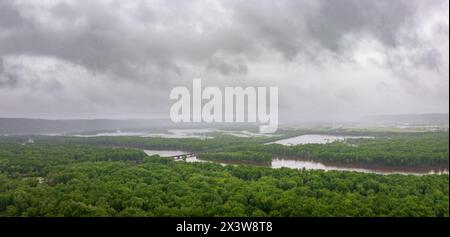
[
  {"left": 307, "top": 0, "right": 416, "bottom": 49},
  {"left": 230, "top": 1, "right": 408, "bottom": 54},
  {"left": 0, "top": 0, "right": 25, "bottom": 28},
  {"left": 0, "top": 0, "right": 436, "bottom": 78},
  {"left": 0, "top": 0, "right": 448, "bottom": 118}
]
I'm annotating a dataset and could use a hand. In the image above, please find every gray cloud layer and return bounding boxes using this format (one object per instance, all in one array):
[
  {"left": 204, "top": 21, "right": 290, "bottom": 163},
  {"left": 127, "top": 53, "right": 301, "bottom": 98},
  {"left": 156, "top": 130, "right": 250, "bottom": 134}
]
[{"left": 0, "top": 0, "right": 448, "bottom": 120}]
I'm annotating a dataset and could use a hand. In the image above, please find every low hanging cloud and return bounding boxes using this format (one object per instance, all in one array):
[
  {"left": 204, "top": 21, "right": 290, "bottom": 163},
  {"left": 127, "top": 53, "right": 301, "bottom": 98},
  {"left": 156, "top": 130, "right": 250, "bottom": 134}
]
[{"left": 0, "top": 0, "right": 448, "bottom": 120}]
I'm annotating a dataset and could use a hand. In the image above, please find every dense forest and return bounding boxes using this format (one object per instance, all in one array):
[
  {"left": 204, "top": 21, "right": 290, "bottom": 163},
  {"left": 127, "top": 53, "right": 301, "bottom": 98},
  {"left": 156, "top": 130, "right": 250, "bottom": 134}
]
[
  {"left": 0, "top": 143, "right": 448, "bottom": 217},
  {"left": 1, "top": 131, "right": 448, "bottom": 167}
]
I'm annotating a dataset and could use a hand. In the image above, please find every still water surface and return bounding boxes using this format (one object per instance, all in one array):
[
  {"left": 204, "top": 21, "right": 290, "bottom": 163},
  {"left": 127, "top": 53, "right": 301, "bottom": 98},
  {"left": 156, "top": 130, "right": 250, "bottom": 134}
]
[
  {"left": 267, "top": 134, "right": 374, "bottom": 145},
  {"left": 143, "top": 150, "right": 448, "bottom": 175}
]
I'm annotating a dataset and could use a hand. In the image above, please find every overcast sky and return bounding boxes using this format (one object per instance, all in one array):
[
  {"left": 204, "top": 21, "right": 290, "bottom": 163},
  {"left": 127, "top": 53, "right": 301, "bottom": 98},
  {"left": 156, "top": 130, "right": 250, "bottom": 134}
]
[{"left": 0, "top": 0, "right": 448, "bottom": 121}]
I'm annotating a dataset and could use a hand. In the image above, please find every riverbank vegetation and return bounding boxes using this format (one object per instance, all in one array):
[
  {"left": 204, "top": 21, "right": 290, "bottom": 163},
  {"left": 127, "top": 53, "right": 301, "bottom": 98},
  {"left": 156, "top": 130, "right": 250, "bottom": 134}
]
[
  {"left": 0, "top": 143, "right": 448, "bottom": 217},
  {"left": 0, "top": 130, "right": 448, "bottom": 168},
  {"left": 260, "top": 133, "right": 449, "bottom": 167}
]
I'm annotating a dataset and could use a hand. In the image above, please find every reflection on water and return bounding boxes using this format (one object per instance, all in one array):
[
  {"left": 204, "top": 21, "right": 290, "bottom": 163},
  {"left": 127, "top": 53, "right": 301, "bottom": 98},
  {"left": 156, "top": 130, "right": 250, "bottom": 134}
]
[
  {"left": 143, "top": 150, "right": 448, "bottom": 176},
  {"left": 71, "top": 128, "right": 279, "bottom": 139},
  {"left": 271, "top": 158, "right": 448, "bottom": 175},
  {"left": 73, "top": 128, "right": 217, "bottom": 139},
  {"left": 143, "top": 150, "right": 187, "bottom": 157},
  {"left": 222, "top": 130, "right": 277, "bottom": 138},
  {"left": 142, "top": 129, "right": 216, "bottom": 139},
  {"left": 74, "top": 131, "right": 148, "bottom": 137},
  {"left": 267, "top": 134, "right": 374, "bottom": 145},
  {"left": 144, "top": 129, "right": 277, "bottom": 138},
  {"left": 143, "top": 150, "right": 205, "bottom": 163}
]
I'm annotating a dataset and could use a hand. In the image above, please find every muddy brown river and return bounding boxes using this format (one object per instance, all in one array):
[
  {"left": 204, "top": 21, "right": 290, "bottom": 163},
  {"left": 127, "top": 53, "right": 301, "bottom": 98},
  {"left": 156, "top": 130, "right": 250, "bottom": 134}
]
[{"left": 143, "top": 150, "right": 449, "bottom": 176}]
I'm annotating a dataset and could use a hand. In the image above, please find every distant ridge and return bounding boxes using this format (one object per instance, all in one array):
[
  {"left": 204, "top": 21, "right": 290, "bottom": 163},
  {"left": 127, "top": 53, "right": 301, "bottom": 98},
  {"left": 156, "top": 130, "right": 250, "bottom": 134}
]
[
  {"left": 0, "top": 118, "right": 170, "bottom": 135},
  {"left": 0, "top": 118, "right": 258, "bottom": 135},
  {"left": 361, "top": 113, "right": 449, "bottom": 125},
  {"left": 1, "top": 113, "right": 448, "bottom": 135}
]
